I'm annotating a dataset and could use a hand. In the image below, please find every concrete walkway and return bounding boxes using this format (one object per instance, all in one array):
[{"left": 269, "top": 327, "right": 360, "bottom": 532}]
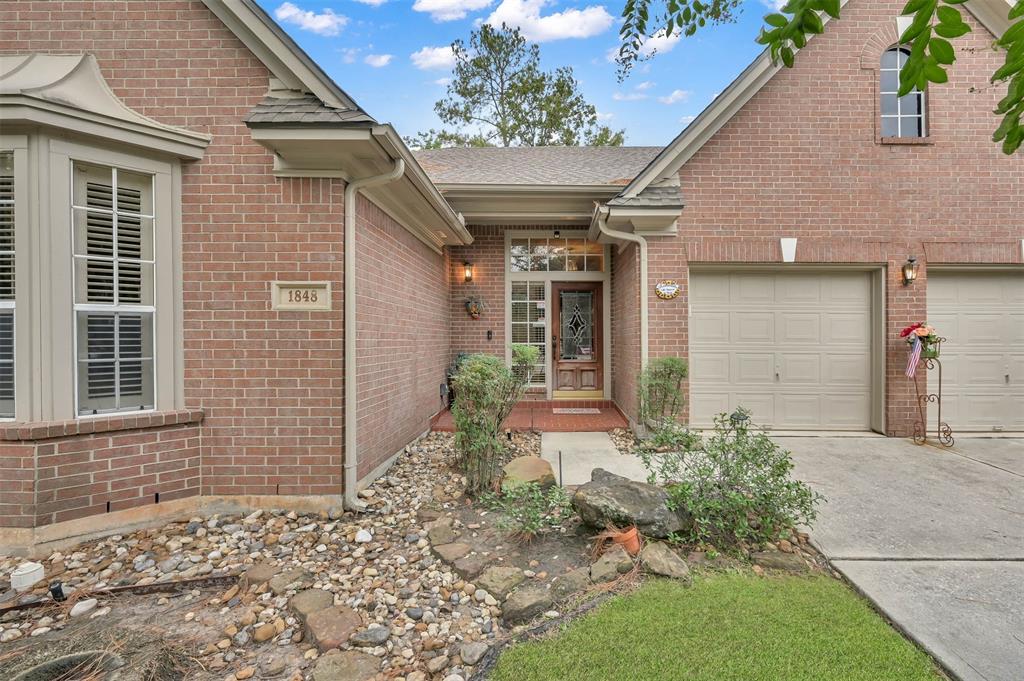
[
  {"left": 784, "top": 437, "right": 1024, "bottom": 681},
  {"left": 540, "top": 431, "right": 646, "bottom": 486}
]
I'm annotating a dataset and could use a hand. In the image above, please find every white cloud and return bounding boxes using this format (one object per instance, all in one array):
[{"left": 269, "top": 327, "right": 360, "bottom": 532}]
[
  {"left": 413, "top": 0, "right": 493, "bottom": 21},
  {"left": 486, "top": 0, "right": 614, "bottom": 42},
  {"left": 606, "top": 28, "right": 682, "bottom": 62},
  {"left": 354, "top": 0, "right": 388, "bottom": 5},
  {"left": 433, "top": 77, "right": 453, "bottom": 86},
  {"left": 658, "top": 89, "right": 691, "bottom": 104},
  {"left": 612, "top": 91, "right": 647, "bottom": 101},
  {"left": 339, "top": 47, "right": 359, "bottom": 63},
  {"left": 761, "top": 0, "right": 787, "bottom": 10},
  {"left": 364, "top": 53, "right": 393, "bottom": 67},
  {"left": 596, "top": 111, "right": 614, "bottom": 121},
  {"left": 635, "top": 81, "right": 655, "bottom": 91},
  {"left": 411, "top": 45, "right": 457, "bottom": 70},
  {"left": 679, "top": 114, "right": 697, "bottom": 126},
  {"left": 274, "top": 2, "right": 348, "bottom": 36}
]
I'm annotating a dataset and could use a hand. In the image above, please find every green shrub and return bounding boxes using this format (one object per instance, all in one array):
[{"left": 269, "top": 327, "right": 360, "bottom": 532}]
[
  {"left": 639, "top": 408, "right": 823, "bottom": 549},
  {"left": 637, "top": 357, "right": 688, "bottom": 426},
  {"left": 451, "top": 345, "right": 539, "bottom": 495},
  {"left": 481, "top": 482, "right": 574, "bottom": 541}
]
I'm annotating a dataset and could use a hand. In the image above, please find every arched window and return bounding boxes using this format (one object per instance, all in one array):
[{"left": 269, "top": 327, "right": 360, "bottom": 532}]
[{"left": 880, "top": 47, "right": 926, "bottom": 138}]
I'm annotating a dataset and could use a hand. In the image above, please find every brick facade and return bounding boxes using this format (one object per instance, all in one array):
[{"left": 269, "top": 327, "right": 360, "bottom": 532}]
[
  {"left": 640, "top": 0, "right": 1022, "bottom": 434},
  {"left": 0, "top": 1, "right": 446, "bottom": 532},
  {"left": 449, "top": 226, "right": 507, "bottom": 361},
  {"left": 610, "top": 243, "right": 641, "bottom": 420}
]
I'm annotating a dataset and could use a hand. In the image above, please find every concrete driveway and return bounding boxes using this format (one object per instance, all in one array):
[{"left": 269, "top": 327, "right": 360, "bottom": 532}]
[{"left": 784, "top": 437, "right": 1024, "bottom": 681}]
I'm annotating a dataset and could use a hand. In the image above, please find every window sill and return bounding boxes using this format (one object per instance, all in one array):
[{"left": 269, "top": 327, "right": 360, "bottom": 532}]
[
  {"left": 879, "top": 136, "right": 933, "bottom": 146},
  {"left": 0, "top": 408, "right": 204, "bottom": 442}
]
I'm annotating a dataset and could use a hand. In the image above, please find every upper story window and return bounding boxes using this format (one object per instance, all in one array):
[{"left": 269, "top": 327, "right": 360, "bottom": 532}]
[
  {"left": 880, "top": 47, "right": 926, "bottom": 138},
  {"left": 510, "top": 237, "right": 604, "bottom": 273},
  {"left": 0, "top": 152, "right": 14, "bottom": 419},
  {"left": 73, "top": 162, "right": 156, "bottom": 416}
]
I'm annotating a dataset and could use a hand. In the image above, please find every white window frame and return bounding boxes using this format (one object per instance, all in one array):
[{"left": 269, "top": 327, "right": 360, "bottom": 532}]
[
  {"left": 0, "top": 137, "right": 28, "bottom": 421},
  {"left": 0, "top": 148, "right": 15, "bottom": 420},
  {"left": 504, "top": 230, "right": 612, "bottom": 399},
  {"left": 880, "top": 46, "right": 927, "bottom": 139},
  {"left": 71, "top": 163, "right": 158, "bottom": 417}
]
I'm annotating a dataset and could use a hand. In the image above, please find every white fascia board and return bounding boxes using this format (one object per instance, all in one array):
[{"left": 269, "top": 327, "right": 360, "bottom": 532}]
[
  {"left": 437, "top": 183, "right": 625, "bottom": 196},
  {"left": 248, "top": 127, "right": 372, "bottom": 142}
]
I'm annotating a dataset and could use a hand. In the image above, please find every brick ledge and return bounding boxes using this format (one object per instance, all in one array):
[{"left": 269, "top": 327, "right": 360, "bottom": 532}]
[{"left": 1, "top": 409, "right": 205, "bottom": 442}]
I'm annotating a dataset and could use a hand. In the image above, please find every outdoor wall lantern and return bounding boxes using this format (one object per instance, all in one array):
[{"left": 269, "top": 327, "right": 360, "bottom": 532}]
[
  {"left": 463, "top": 261, "right": 474, "bottom": 283},
  {"left": 901, "top": 257, "right": 919, "bottom": 286}
]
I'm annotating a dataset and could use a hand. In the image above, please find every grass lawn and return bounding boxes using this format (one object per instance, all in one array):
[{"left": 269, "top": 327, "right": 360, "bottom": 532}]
[{"left": 491, "top": 574, "right": 941, "bottom": 681}]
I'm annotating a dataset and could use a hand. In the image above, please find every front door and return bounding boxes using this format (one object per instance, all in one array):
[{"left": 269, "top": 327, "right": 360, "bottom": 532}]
[{"left": 551, "top": 282, "right": 602, "bottom": 393}]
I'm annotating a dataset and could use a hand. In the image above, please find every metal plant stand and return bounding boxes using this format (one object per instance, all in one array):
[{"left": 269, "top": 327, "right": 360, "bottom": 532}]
[{"left": 911, "top": 339, "right": 954, "bottom": 447}]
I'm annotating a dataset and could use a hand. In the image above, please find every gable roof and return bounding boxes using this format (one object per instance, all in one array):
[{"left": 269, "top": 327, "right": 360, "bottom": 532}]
[
  {"left": 616, "top": 0, "right": 1016, "bottom": 202},
  {"left": 415, "top": 146, "right": 662, "bottom": 187},
  {"left": 244, "top": 94, "right": 375, "bottom": 125}
]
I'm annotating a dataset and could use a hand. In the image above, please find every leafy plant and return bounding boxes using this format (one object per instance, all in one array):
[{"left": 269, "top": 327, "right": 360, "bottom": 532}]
[
  {"left": 640, "top": 408, "right": 823, "bottom": 549},
  {"left": 637, "top": 357, "right": 689, "bottom": 426},
  {"left": 451, "top": 345, "right": 539, "bottom": 495},
  {"left": 617, "top": 0, "right": 1024, "bottom": 155},
  {"left": 481, "top": 482, "right": 574, "bottom": 541}
]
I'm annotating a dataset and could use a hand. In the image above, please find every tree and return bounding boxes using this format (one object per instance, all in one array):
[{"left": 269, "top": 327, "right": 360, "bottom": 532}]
[
  {"left": 411, "top": 23, "right": 625, "bottom": 148},
  {"left": 615, "top": 0, "right": 1024, "bottom": 154}
]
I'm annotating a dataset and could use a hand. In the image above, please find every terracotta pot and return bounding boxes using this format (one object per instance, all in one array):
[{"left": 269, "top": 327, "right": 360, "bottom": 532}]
[{"left": 613, "top": 526, "right": 641, "bottom": 555}]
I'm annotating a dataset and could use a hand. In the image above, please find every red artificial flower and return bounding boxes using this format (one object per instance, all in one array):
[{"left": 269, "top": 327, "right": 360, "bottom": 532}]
[{"left": 900, "top": 322, "right": 922, "bottom": 338}]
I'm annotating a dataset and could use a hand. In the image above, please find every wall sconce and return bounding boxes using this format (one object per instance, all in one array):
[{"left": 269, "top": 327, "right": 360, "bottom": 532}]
[
  {"left": 463, "top": 261, "right": 474, "bottom": 283},
  {"left": 901, "top": 256, "right": 919, "bottom": 286}
]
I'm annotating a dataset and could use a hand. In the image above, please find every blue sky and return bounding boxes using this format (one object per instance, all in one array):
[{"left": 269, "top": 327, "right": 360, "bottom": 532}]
[{"left": 254, "top": 0, "right": 776, "bottom": 146}]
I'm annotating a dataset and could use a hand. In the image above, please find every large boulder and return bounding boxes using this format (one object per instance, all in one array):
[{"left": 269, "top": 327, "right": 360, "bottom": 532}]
[
  {"left": 590, "top": 544, "right": 634, "bottom": 583},
  {"left": 502, "top": 456, "right": 556, "bottom": 490},
  {"left": 640, "top": 542, "right": 691, "bottom": 582},
  {"left": 572, "top": 468, "right": 686, "bottom": 539}
]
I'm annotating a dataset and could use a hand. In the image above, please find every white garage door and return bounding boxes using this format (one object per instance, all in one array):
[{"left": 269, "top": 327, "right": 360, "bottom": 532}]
[
  {"left": 927, "top": 271, "right": 1024, "bottom": 432},
  {"left": 690, "top": 271, "right": 873, "bottom": 430}
]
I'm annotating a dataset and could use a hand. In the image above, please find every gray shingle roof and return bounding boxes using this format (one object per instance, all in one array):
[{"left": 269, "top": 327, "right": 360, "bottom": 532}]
[
  {"left": 607, "top": 184, "right": 684, "bottom": 208},
  {"left": 413, "top": 146, "right": 662, "bottom": 186},
  {"left": 244, "top": 95, "right": 375, "bottom": 126}
]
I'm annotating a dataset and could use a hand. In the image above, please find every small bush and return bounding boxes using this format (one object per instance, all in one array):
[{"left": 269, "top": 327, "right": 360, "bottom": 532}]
[
  {"left": 637, "top": 357, "right": 688, "bottom": 426},
  {"left": 451, "top": 345, "right": 539, "bottom": 495},
  {"left": 639, "top": 408, "right": 823, "bottom": 549},
  {"left": 481, "top": 482, "right": 574, "bottom": 541}
]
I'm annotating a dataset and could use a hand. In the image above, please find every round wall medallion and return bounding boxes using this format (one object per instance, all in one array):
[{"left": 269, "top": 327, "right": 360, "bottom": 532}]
[{"left": 655, "top": 280, "right": 681, "bottom": 300}]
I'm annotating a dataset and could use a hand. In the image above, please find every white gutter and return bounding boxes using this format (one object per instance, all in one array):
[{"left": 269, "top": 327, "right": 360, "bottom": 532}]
[
  {"left": 343, "top": 158, "right": 405, "bottom": 512},
  {"left": 596, "top": 207, "right": 649, "bottom": 370}
]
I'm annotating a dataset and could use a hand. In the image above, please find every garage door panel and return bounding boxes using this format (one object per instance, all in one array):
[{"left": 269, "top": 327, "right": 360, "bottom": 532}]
[
  {"left": 735, "top": 275, "right": 775, "bottom": 304},
  {"left": 823, "top": 313, "right": 871, "bottom": 345},
  {"left": 825, "top": 354, "right": 872, "bottom": 384},
  {"left": 779, "top": 353, "right": 820, "bottom": 384},
  {"left": 732, "top": 313, "right": 774, "bottom": 344},
  {"left": 777, "top": 313, "right": 820, "bottom": 344},
  {"left": 691, "top": 271, "right": 873, "bottom": 430},
  {"left": 927, "top": 271, "right": 1023, "bottom": 432},
  {"left": 691, "top": 352, "right": 729, "bottom": 382},
  {"left": 734, "top": 353, "right": 775, "bottom": 383},
  {"left": 776, "top": 394, "right": 822, "bottom": 427},
  {"left": 692, "top": 312, "right": 729, "bottom": 343}
]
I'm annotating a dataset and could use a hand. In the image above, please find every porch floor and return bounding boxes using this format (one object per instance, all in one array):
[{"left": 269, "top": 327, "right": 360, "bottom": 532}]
[{"left": 431, "top": 403, "right": 628, "bottom": 432}]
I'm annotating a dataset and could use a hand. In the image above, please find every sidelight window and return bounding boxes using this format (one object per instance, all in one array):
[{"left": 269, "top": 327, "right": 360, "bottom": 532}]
[
  {"left": 0, "top": 152, "right": 14, "bottom": 418},
  {"left": 510, "top": 281, "right": 547, "bottom": 386}
]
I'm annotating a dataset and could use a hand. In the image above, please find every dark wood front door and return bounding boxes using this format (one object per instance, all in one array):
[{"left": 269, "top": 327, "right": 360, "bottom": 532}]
[{"left": 551, "top": 282, "right": 602, "bottom": 392}]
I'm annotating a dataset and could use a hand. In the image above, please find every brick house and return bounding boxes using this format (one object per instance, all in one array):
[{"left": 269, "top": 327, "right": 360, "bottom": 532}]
[{"left": 1, "top": 0, "right": 1020, "bottom": 551}]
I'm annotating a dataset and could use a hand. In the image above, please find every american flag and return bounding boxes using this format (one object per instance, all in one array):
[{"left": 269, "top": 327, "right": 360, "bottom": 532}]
[{"left": 905, "top": 335, "right": 923, "bottom": 378}]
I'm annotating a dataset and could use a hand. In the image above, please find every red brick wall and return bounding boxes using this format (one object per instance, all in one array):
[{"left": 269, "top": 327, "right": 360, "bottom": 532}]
[
  {"left": 354, "top": 196, "right": 450, "bottom": 479},
  {"left": 646, "top": 0, "right": 1022, "bottom": 435},
  {"left": 0, "top": 443, "right": 35, "bottom": 529},
  {"left": 449, "top": 226, "right": 507, "bottom": 360},
  {"left": 610, "top": 243, "right": 641, "bottom": 420}
]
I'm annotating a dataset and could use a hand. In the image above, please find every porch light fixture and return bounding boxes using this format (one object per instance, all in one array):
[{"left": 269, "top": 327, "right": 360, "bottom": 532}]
[
  {"left": 463, "top": 261, "right": 474, "bottom": 283},
  {"left": 901, "top": 257, "right": 919, "bottom": 286}
]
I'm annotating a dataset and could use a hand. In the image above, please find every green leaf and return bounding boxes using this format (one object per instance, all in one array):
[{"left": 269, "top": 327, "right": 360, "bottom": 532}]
[
  {"left": 998, "top": 20, "right": 1024, "bottom": 46},
  {"left": 802, "top": 10, "right": 824, "bottom": 34},
  {"left": 902, "top": 0, "right": 931, "bottom": 12},
  {"left": 934, "top": 22, "right": 972, "bottom": 38},
  {"left": 900, "top": 1, "right": 937, "bottom": 43},
  {"left": 992, "top": 57, "right": 1024, "bottom": 82},
  {"left": 935, "top": 5, "right": 963, "bottom": 24},
  {"left": 821, "top": 0, "right": 841, "bottom": 19},
  {"left": 924, "top": 61, "right": 949, "bottom": 83},
  {"left": 898, "top": 60, "right": 922, "bottom": 96},
  {"left": 765, "top": 12, "right": 789, "bottom": 27},
  {"left": 1010, "top": 2, "right": 1024, "bottom": 20},
  {"left": 929, "top": 37, "right": 955, "bottom": 64},
  {"left": 781, "top": 46, "right": 795, "bottom": 68}
]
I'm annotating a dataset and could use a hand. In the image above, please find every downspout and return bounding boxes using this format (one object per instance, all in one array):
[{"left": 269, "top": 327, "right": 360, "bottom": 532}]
[
  {"left": 343, "top": 158, "right": 405, "bottom": 512},
  {"left": 596, "top": 208, "right": 648, "bottom": 370}
]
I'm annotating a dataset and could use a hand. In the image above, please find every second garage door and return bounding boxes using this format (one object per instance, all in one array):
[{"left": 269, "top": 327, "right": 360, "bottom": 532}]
[{"left": 690, "top": 271, "right": 874, "bottom": 430}]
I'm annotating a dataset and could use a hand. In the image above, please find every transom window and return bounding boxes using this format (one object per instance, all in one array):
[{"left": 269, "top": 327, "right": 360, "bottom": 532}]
[
  {"left": 510, "top": 282, "right": 547, "bottom": 386},
  {"left": 880, "top": 47, "right": 926, "bottom": 138},
  {"left": 0, "top": 151, "right": 14, "bottom": 418},
  {"left": 510, "top": 237, "right": 604, "bottom": 272},
  {"left": 72, "top": 162, "right": 156, "bottom": 415}
]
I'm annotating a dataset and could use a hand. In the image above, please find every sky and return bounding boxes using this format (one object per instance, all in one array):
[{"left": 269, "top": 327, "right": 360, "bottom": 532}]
[{"left": 253, "top": 0, "right": 779, "bottom": 147}]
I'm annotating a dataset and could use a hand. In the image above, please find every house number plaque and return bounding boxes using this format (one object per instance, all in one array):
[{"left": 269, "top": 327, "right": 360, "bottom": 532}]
[
  {"left": 655, "top": 280, "right": 681, "bottom": 300},
  {"left": 272, "top": 281, "right": 331, "bottom": 311}
]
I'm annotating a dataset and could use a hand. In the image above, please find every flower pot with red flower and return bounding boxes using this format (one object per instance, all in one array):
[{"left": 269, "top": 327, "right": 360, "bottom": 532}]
[{"left": 900, "top": 322, "right": 941, "bottom": 358}]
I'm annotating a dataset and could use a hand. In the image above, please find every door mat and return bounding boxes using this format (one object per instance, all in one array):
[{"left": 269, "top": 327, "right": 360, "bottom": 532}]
[{"left": 551, "top": 408, "right": 602, "bottom": 415}]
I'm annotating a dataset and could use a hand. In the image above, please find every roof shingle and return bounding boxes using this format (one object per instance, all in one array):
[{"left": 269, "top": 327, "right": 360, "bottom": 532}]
[
  {"left": 244, "top": 95, "right": 376, "bottom": 126},
  {"left": 607, "top": 184, "right": 685, "bottom": 208}
]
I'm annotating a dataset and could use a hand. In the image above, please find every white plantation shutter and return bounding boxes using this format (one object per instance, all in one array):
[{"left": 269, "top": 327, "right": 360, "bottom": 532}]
[
  {"left": 73, "top": 162, "right": 155, "bottom": 415},
  {"left": 0, "top": 151, "right": 14, "bottom": 418}
]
